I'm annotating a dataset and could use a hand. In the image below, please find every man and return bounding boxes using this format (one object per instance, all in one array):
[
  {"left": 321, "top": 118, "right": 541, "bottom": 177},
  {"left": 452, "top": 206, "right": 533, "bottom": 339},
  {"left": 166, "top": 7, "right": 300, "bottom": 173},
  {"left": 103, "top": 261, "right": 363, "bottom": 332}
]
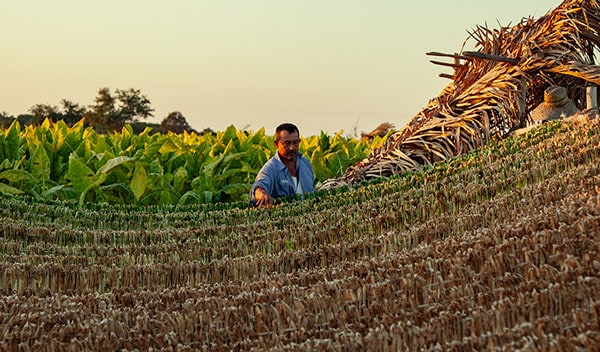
[{"left": 250, "top": 123, "right": 315, "bottom": 208}]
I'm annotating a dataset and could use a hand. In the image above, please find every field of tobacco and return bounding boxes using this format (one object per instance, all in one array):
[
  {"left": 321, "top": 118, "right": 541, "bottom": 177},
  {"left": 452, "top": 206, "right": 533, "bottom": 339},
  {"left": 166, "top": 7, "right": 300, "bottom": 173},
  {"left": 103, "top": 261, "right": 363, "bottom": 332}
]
[
  {"left": 0, "top": 119, "right": 384, "bottom": 206},
  {"left": 1, "top": 118, "right": 600, "bottom": 351}
]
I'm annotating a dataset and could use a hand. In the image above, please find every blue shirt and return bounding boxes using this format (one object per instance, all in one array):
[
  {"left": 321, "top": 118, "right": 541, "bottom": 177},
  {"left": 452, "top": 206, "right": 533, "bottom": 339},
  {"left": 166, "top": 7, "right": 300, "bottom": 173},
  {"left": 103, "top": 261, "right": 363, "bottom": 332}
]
[{"left": 250, "top": 152, "right": 315, "bottom": 204}]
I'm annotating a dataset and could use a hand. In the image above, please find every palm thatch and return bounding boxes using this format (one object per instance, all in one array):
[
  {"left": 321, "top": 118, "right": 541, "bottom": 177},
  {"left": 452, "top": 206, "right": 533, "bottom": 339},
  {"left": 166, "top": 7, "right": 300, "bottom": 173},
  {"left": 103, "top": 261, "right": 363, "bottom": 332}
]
[{"left": 319, "top": 0, "right": 600, "bottom": 189}]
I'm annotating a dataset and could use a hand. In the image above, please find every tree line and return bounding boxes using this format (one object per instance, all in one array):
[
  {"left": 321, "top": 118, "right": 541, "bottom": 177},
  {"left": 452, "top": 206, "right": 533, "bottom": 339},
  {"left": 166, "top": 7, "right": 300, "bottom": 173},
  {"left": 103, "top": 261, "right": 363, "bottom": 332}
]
[{"left": 0, "top": 87, "right": 212, "bottom": 135}]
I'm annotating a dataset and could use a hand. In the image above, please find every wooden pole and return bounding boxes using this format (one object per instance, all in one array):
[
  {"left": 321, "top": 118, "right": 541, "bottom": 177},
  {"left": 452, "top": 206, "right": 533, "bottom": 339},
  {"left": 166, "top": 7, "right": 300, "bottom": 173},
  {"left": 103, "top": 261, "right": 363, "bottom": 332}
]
[{"left": 586, "top": 85, "right": 597, "bottom": 112}]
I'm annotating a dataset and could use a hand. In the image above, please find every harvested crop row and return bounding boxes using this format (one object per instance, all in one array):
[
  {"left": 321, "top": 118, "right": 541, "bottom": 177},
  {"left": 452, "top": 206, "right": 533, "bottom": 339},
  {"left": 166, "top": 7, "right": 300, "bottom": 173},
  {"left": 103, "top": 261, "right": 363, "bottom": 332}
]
[
  {"left": 1, "top": 122, "right": 598, "bottom": 275},
  {"left": 1, "top": 155, "right": 599, "bottom": 295},
  {"left": 2, "top": 120, "right": 600, "bottom": 350},
  {"left": 2, "top": 191, "right": 599, "bottom": 350}
]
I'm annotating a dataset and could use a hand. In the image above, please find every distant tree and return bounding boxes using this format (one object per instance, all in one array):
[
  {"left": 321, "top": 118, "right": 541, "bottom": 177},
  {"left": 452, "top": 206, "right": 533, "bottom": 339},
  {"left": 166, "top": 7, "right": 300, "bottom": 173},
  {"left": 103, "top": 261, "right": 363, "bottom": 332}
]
[
  {"left": 87, "top": 88, "right": 116, "bottom": 129},
  {"left": 87, "top": 87, "right": 154, "bottom": 131},
  {"left": 60, "top": 99, "right": 87, "bottom": 125},
  {"left": 116, "top": 88, "right": 154, "bottom": 123},
  {"left": 29, "top": 104, "right": 61, "bottom": 125},
  {"left": 0, "top": 111, "right": 15, "bottom": 128},
  {"left": 160, "top": 111, "right": 195, "bottom": 134},
  {"left": 16, "top": 114, "right": 34, "bottom": 126}
]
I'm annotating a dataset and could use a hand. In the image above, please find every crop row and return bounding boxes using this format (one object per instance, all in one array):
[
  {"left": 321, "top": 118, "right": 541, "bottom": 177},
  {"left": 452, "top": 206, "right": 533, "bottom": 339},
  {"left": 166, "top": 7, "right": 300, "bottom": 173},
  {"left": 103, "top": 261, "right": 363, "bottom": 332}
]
[
  {"left": 1, "top": 119, "right": 600, "bottom": 350},
  {"left": 1, "top": 159, "right": 598, "bottom": 294},
  {"left": 2, "top": 182, "right": 599, "bottom": 350},
  {"left": 0, "top": 121, "right": 598, "bottom": 262}
]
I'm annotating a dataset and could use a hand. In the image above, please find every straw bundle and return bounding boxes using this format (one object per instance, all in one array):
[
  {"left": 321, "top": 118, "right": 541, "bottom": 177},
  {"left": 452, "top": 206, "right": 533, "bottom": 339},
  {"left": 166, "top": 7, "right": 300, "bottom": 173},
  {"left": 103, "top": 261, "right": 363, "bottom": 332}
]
[{"left": 320, "top": 0, "right": 600, "bottom": 189}]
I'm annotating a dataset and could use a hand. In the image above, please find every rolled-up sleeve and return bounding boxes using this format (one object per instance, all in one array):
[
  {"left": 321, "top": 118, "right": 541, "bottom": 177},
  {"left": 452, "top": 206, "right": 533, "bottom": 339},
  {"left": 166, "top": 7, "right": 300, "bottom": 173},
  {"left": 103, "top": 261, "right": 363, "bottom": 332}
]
[{"left": 250, "top": 161, "right": 277, "bottom": 201}]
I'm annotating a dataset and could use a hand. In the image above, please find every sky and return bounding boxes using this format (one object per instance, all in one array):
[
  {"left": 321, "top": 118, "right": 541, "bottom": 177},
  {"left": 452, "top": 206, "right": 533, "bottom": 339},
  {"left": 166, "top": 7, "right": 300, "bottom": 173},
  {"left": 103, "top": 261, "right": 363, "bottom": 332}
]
[{"left": 0, "top": 0, "right": 559, "bottom": 137}]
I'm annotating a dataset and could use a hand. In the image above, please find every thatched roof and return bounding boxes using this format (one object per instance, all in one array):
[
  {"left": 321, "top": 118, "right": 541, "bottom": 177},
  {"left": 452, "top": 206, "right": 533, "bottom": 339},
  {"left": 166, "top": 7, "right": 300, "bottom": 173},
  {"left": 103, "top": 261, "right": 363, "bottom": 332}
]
[{"left": 319, "top": 0, "right": 600, "bottom": 189}]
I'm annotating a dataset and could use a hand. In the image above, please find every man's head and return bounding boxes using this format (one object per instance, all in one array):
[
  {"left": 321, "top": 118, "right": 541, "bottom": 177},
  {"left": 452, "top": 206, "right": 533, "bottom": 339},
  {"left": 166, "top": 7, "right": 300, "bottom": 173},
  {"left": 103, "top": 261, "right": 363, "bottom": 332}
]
[{"left": 274, "top": 123, "right": 300, "bottom": 162}]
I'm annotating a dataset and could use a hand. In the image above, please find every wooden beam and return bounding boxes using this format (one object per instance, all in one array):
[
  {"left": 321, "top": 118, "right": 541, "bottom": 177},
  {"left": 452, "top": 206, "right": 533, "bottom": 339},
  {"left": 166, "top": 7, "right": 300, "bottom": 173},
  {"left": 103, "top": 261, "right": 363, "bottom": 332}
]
[
  {"left": 426, "top": 51, "right": 469, "bottom": 60},
  {"left": 461, "top": 51, "right": 520, "bottom": 65},
  {"left": 429, "top": 60, "right": 465, "bottom": 69}
]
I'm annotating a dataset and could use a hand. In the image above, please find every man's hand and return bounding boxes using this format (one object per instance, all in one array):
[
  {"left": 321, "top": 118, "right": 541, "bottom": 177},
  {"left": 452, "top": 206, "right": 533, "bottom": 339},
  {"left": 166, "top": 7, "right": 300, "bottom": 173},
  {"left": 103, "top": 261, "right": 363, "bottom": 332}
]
[{"left": 254, "top": 187, "right": 273, "bottom": 208}]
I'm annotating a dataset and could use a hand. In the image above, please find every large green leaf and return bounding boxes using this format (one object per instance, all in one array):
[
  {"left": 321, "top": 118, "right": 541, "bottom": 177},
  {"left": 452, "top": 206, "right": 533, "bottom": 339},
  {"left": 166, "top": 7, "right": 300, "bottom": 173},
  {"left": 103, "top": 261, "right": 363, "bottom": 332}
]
[
  {"left": 0, "top": 182, "right": 24, "bottom": 196},
  {"left": 159, "top": 190, "right": 172, "bottom": 205},
  {"left": 325, "top": 151, "right": 351, "bottom": 177},
  {"left": 221, "top": 182, "right": 251, "bottom": 196},
  {"left": 63, "top": 119, "right": 86, "bottom": 155},
  {"left": 41, "top": 185, "right": 75, "bottom": 200},
  {"left": 98, "top": 156, "right": 134, "bottom": 175},
  {"left": 0, "top": 134, "right": 5, "bottom": 161},
  {"left": 4, "top": 121, "right": 22, "bottom": 161},
  {"left": 221, "top": 125, "right": 238, "bottom": 145},
  {"left": 130, "top": 161, "right": 147, "bottom": 202},
  {"left": 67, "top": 157, "right": 95, "bottom": 194},
  {"left": 173, "top": 166, "right": 188, "bottom": 195},
  {"left": 159, "top": 139, "right": 179, "bottom": 155},
  {"left": 318, "top": 131, "right": 330, "bottom": 151},
  {"left": 310, "top": 149, "right": 330, "bottom": 181},
  {"left": 177, "top": 190, "right": 203, "bottom": 205},
  {"left": 0, "top": 169, "right": 33, "bottom": 183},
  {"left": 29, "top": 144, "right": 51, "bottom": 180}
]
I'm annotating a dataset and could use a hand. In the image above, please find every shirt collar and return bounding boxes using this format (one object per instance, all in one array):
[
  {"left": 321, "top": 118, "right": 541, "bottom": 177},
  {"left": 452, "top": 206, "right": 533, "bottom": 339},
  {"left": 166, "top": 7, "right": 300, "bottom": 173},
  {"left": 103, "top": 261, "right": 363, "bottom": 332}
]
[{"left": 274, "top": 151, "right": 302, "bottom": 170}]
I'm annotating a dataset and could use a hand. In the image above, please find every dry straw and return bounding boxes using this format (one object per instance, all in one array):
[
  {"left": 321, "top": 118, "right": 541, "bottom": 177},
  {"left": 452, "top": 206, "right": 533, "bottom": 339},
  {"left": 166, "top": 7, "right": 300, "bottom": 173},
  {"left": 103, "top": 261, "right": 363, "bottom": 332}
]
[{"left": 320, "top": 0, "right": 600, "bottom": 189}]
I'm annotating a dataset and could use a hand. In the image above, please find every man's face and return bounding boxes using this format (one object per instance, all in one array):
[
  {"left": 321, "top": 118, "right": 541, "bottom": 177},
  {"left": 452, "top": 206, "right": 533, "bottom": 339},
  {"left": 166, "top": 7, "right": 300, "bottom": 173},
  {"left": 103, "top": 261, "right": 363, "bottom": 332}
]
[{"left": 275, "top": 130, "right": 300, "bottom": 162}]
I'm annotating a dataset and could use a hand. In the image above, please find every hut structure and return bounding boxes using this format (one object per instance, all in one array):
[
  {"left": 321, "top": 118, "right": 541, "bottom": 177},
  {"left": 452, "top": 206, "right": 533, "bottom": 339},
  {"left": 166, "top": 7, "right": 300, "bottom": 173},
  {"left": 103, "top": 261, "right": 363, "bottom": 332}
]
[{"left": 319, "top": 0, "right": 600, "bottom": 189}]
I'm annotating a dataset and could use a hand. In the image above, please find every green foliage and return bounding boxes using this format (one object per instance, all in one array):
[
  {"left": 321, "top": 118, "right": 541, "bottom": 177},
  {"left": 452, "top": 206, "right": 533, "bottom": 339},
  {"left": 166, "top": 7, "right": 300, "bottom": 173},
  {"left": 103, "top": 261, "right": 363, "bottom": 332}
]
[{"left": 0, "top": 120, "right": 383, "bottom": 206}]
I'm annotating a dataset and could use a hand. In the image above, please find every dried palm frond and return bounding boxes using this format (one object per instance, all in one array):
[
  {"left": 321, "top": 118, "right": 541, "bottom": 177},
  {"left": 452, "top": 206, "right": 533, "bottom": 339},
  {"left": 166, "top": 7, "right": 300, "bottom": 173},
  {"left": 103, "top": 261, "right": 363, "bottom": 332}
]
[{"left": 319, "top": 0, "right": 600, "bottom": 189}]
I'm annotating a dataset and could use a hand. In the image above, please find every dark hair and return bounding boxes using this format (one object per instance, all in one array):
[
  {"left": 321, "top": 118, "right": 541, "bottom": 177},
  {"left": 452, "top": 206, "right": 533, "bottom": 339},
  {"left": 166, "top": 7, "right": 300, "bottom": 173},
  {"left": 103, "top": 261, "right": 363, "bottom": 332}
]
[{"left": 275, "top": 123, "right": 299, "bottom": 141}]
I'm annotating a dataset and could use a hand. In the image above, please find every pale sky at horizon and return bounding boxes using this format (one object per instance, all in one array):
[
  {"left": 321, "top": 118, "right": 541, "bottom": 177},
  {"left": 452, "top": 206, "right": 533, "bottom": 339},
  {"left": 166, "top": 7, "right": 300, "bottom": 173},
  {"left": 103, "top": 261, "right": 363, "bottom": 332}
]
[{"left": 1, "top": 0, "right": 558, "bottom": 137}]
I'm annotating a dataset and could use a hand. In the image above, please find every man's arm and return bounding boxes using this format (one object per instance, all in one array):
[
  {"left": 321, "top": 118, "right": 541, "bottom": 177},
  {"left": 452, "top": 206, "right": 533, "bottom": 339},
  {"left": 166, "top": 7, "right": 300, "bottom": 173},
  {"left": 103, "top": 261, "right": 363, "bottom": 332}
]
[
  {"left": 253, "top": 187, "right": 273, "bottom": 208},
  {"left": 250, "top": 159, "right": 276, "bottom": 207}
]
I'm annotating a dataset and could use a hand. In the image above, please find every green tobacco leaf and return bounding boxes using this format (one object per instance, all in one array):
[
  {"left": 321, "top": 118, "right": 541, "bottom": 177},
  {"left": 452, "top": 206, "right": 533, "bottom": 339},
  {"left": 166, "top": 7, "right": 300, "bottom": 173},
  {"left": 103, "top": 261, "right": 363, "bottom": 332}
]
[
  {"left": 310, "top": 149, "right": 330, "bottom": 181},
  {"left": 223, "top": 151, "right": 248, "bottom": 164},
  {"left": 130, "top": 161, "right": 147, "bottom": 201},
  {"left": 159, "top": 189, "right": 172, "bottom": 205},
  {"left": 221, "top": 182, "right": 251, "bottom": 196},
  {"left": 29, "top": 144, "right": 51, "bottom": 181},
  {"left": 0, "top": 182, "right": 24, "bottom": 195},
  {"left": 148, "top": 158, "right": 163, "bottom": 175},
  {"left": 318, "top": 131, "right": 330, "bottom": 151},
  {"left": 0, "top": 159, "right": 13, "bottom": 171},
  {"left": 159, "top": 139, "right": 179, "bottom": 155},
  {"left": 98, "top": 156, "right": 134, "bottom": 175},
  {"left": 5, "top": 121, "right": 22, "bottom": 161},
  {"left": 61, "top": 120, "right": 86, "bottom": 156},
  {"left": 221, "top": 125, "right": 238, "bottom": 145},
  {"left": 177, "top": 190, "right": 203, "bottom": 205},
  {"left": 325, "top": 151, "right": 351, "bottom": 177},
  {"left": 41, "top": 185, "right": 74, "bottom": 200},
  {"left": 173, "top": 166, "right": 188, "bottom": 195},
  {"left": 68, "top": 157, "right": 95, "bottom": 194},
  {"left": 119, "top": 124, "right": 134, "bottom": 152},
  {"left": 201, "top": 190, "right": 213, "bottom": 204},
  {"left": 0, "top": 169, "right": 33, "bottom": 183}
]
